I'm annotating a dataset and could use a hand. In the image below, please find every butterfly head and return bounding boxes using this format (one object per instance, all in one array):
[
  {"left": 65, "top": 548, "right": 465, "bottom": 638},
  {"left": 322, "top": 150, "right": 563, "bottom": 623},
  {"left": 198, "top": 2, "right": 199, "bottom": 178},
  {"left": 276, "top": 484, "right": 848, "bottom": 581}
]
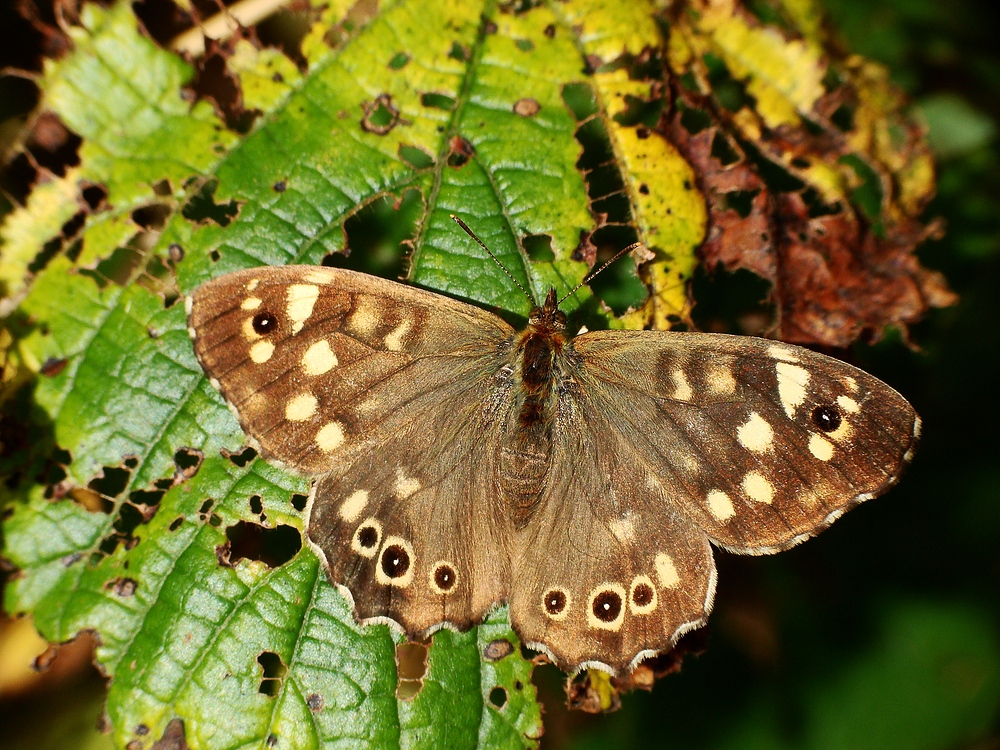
[{"left": 527, "top": 289, "right": 567, "bottom": 334}]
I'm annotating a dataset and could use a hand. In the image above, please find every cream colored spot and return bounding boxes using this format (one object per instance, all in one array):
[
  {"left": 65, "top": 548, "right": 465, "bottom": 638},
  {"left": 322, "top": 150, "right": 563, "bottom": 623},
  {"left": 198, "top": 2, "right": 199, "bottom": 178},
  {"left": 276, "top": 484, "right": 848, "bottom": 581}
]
[
  {"left": 768, "top": 344, "right": 799, "bottom": 362},
  {"left": 316, "top": 421, "right": 345, "bottom": 452},
  {"left": 737, "top": 412, "right": 774, "bottom": 452},
  {"left": 742, "top": 471, "right": 774, "bottom": 504},
  {"left": 837, "top": 395, "right": 861, "bottom": 414},
  {"left": 246, "top": 279, "right": 260, "bottom": 292},
  {"left": 541, "top": 587, "right": 572, "bottom": 621},
  {"left": 654, "top": 553, "right": 679, "bottom": 588},
  {"left": 375, "top": 535, "right": 415, "bottom": 587},
  {"left": 243, "top": 317, "right": 262, "bottom": 341},
  {"left": 828, "top": 419, "right": 854, "bottom": 442},
  {"left": 287, "top": 284, "right": 319, "bottom": 334},
  {"left": 586, "top": 583, "right": 628, "bottom": 631},
  {"left": 629, "top": 575, "right": 658, "bottom": 615},
  {"left": 394, "top": 469, "right": 421, "bottom": 499},
  {"left": 428, "top": 561, "right": 458, "bottom": 596},
  {"left": 250, "top": 340, "right": 274, "bottom": 363},
  {"left": 383, "top": 319, "right": 411, "bottom": 352},
  {"left": 671, "top": 369, "right": 693, "bottom": 401},
  {"left": 843, "top": 376, "right": 859, "bottom": 392},
  {"left": 305, "top": 270, "right": 330, "bottom": 284},
  {"left": 349, "top": 296, "right": 379, "bottom": 335},
  {"left": 808, "top": 433, "right": 835, "bottom": 461},
  {"left": 609, "top": 514, "right": 636, "bottom": 543},
  {"left": 302, "top": 339, "right": 338, "bottom": 376},
  {"left": 351, "top": 518, "right": 382, "bottom": 558},
  {"left": 241, "top": 297, "right": 262, "bottom": 310},
  {"left": 706, "top": 363, "right": 737, "bottom": 395},
  {"left": 776, "top": 362, "right": 810, "bottom": 418},
  {"left": 285, "top": 392, "right": 317, "bottom": 421},
  {"left": 339, "top": 490, "right": 369, "bottom": 522},
  {"left": 707, "top": 490, "right": 736, "bottom": 521}
]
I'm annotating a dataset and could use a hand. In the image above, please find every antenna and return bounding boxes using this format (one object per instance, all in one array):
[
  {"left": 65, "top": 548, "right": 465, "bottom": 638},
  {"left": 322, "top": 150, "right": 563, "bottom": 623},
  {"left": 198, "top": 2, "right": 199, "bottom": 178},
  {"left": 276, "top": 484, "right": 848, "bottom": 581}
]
[
  {"left": 450, "top": 214, "right": 536, "bottom": 306},
  {"left": 557, "top": 240, "right": 644, "bottom": 306}
]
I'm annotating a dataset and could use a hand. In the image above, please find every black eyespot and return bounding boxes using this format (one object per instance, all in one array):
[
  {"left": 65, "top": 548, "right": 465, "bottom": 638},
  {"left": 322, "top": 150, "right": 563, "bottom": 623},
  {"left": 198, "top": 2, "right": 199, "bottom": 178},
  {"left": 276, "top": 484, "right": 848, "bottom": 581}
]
[
  {"left": 812, "top": 405, "right": 842, "bottom": 432},
  {"left": 434, "top": 564, "right": 456, "bottom": 591},
  {"left": 592, "top": 590, "right": 622, "bottom": 622},
  {"left": 544, "top": 589, "right": 566, "bottom": 615},
  {"left": 357, "top": 525, "right": 378, "bottom": 549},
  {"left": 252, "top": 311, "right": 278, "bottom": 335},
  {"left": 381, "top": 544, "right": 410, "bottom": 579},
  {"left": 632, "top": 583, "right": 654, "bottom": 607}
]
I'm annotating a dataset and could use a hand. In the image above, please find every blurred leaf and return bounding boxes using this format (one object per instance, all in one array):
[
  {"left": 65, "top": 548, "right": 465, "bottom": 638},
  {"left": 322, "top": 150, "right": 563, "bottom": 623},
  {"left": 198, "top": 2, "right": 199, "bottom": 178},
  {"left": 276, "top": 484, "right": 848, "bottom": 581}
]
[{"left": 916, "top": 92, "right": 997, "bottom": 159}]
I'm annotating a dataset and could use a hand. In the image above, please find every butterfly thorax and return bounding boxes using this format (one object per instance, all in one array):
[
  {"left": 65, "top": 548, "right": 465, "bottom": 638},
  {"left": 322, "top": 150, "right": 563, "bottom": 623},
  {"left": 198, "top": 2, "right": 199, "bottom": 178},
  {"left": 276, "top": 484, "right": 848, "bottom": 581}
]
[{"left": 516, "top": 289, "right": 568, "bottom": 430}]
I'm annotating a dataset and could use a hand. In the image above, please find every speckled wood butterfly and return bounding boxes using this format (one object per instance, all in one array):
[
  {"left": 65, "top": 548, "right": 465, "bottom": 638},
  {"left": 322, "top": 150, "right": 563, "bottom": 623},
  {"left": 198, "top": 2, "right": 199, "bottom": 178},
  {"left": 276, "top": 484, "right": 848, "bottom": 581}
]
[{"left": 187, "top": 225, "right": 919, "bottom": 674}]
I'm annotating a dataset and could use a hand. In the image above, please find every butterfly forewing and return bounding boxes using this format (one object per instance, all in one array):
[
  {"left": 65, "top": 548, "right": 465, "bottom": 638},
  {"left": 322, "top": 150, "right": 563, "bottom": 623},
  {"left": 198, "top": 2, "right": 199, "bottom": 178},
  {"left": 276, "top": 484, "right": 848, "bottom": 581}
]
[
  {"left": 188, "top": 266, "right": 513, "bottom": 474},
  {"left": 571, "top": 331, "right": 920, "bottom": 554}
]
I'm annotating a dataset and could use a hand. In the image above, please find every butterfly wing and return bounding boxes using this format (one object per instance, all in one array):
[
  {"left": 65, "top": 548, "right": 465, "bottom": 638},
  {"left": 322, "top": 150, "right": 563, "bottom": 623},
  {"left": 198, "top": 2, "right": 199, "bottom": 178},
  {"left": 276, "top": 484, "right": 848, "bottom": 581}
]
[
  {"left": 188, "top": 266, "right": 517, "bottom": 633},
  {"left": 570, "top": 331, "right": 920, "bottom": 553},
  {"left": 509, "top": 330, "right": 918, "bottom": 672}
]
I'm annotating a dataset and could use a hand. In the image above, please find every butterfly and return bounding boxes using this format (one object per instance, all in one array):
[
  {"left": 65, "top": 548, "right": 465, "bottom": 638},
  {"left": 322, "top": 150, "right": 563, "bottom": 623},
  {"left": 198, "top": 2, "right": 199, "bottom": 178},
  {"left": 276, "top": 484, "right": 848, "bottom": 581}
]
[{"left": 186, "top": 222, "right": 919, "bottom": 674}]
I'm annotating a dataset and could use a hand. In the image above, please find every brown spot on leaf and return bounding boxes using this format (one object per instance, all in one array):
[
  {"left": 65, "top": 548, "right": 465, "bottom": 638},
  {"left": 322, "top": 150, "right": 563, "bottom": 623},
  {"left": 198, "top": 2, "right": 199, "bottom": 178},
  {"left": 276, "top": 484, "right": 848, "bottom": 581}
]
[
  {"left": 39, "top": 357, "right": 67, "bottom": 377},
  {"left": 483, "top": 639, "right": 514, "bottom": 661},
  {"left": 513, "top": 98, "right": 540, "bottom": 117},
  {"left": 306, "top": 693, "right": 324, "bottom": 712},
  {"left": 151, "top": 718, "right": 188, "bottom": 750},
  {"left": 107, "top": 577, "right": 138, "bottom": 597}
]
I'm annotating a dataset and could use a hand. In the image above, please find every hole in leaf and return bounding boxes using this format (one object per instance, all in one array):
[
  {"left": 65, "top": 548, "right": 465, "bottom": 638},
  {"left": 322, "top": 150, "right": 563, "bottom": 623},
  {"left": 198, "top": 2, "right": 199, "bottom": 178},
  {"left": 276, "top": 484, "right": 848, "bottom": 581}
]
[
  {"left": 395, "top": 641, "right": 428, "bottom": 700},
  {"left": 335, "top": 189, "right": 421, "bottom": 278},
  {"left": 522, "top": 234, "right": 555, "bottom": 262},
  {"left": 174, "top": 447, "right": 203, "bottom": 481},
  {"left": 690, "top": 265, "right": 775, "bottom": 336},
  {"left": 223, "top": 446, "right": 256, "bottom": 467},
  {"left": 489, "top": 686, "right": 508, "bottom": 708},
  {"left": 199, "top": 498, "right": 215, "bottom": 516},
  {"left": 249, "top": 495, "right": 263, "bottom": 514},
  {"left": 388, "top": 52, "right": 410, "bottom": 69},
  {"left": 703, "top": 53, "right": 751, "bottom": 111},
  {"left": 725, "top": 190, "right": 759, "bottom": 218},
  {"left": 257, "top": 651, "right": 287, "bottom": 696},
  {"left": 801, "top": 187, "right": 840, "bottom": 218},
  {"left": 28, "top": 112, "right": 82, "bottom": 176},
  {"left": 131, "top": 203, "right": 171, "bottom": 231},
  {"left": 169, "top": 516, "right": 183, "bottom": 532},
  {"left": 710, "top": 132, "right": 741, "bottom": 166},
  {"left": 290, "top": 493, "right": 308, "bottom": 512},
  {"left": 88, "top": 466, "right": 131, "bottom": 500},
  {"left": 448, "top": 42, "right": 469, "bottom": 61},
  {"left": 361, "top": 93, "right": 403, "bottom": 135},
  {"left": 81, "top": 183, "right": 108, "bottom": 210},
  {"left": 420, "top": 92, "right": 455, "bottom": 110},
  {"left": 679, "top": 103, "right": 712, "bottom": 134},
  {"left": 447, "top": 135, "right": 475, "bottom": 167},
  {"left": 515, "top": 38, "right": 534, "bottom": 52},
  {"left": 222, "top": 521, "right": 302, "bottom": 568},
  {"left": 398, "top": 144, "right": 434, "bottom": 170},
  {"left": 183, "top": 180, "right": 240, "bottom": 227},
  {"left": 831, "top": 103, "right": 855, "bottom": 132}
]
